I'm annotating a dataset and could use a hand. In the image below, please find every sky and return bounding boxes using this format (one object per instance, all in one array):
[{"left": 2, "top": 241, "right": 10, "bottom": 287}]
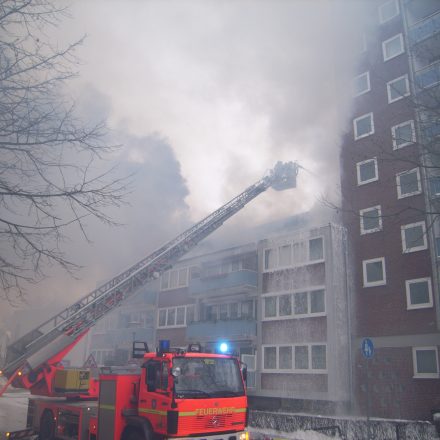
[{"left": 1, "top": 0, "right": 368, "bottom": 330}]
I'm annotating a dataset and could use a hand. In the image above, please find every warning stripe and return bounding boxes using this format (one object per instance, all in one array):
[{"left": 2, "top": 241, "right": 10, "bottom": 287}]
[
  {"left": 137, "top": 407, "right": 247, "bottom": 417},
  {"left": 179, "top": 407, "right": 247, "bottom": 417},
  {"left": 99, "top": 404, "right": 115, "bottom": 411}
]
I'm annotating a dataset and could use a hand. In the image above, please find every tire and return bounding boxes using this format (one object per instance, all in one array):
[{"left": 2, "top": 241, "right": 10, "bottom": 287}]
[
  {"left": 39, "top": 410, "right": 55, "bottom": 440},
  {"left": 124, "top": 425, "right": 154, "bottom": 440},
  {"left": 126, "top": 429, "right": 146, "bottom": 440}
]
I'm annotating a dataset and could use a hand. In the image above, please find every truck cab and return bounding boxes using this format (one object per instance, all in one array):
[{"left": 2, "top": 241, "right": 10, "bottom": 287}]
[{"left": 112, "top": 344, "right": 248, "bottom": 440}]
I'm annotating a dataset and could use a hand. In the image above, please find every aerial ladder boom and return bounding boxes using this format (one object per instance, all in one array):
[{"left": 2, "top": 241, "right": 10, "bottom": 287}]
[{"left": 1, "top": 161, "right": 298, "bottom": 395}]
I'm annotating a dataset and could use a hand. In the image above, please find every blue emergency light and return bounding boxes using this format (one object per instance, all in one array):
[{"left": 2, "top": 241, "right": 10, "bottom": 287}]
[{"left": 218, "top": 342, "right": 229, "bottom": 354}]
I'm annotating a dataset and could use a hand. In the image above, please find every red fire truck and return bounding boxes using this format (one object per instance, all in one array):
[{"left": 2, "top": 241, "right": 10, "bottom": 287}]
[
  {"left": 0, "top": 162, "right": 298, "bottom": 440},
  {"left": 24, "top": 341, "right": 248, "bottom": 440}
]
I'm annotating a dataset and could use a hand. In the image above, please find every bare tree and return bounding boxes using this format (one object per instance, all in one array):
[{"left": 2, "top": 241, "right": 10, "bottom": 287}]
[{"left": 0, "top": 1, "right": 128, "bottom": 301}]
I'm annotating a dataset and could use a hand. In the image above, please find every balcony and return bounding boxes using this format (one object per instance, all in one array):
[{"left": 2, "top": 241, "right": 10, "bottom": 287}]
[
  {"left": 409, "top": 11, "right": 440, "bottom": 44},
  {"left": 91, "top": 327, "right": 154, "bottom": 348},
  {"left": 189, "top": 270, "right": 258, "bottom": 297},
  {"left": 415, "top": 61, "right": 440, "bottom": 90},
  {"left": 186, "top": 318, "right": 257, "bottom": 341}
]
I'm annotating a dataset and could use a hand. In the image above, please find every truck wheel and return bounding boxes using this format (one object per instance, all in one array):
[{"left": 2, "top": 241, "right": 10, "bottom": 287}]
[
  {"left": 126, "top": 427, "right": 152, "bottom": 440},
  {"left": 39, "top": 410, "right": 55, "bottom": 440}
]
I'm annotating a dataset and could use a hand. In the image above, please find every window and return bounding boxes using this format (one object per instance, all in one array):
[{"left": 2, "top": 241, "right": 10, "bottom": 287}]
[
  {"left": 382, "top": 34, "right": 404, "bottom": 61},
  {"left": 279, "top": 346, "right": 293, "bottom": 369},
  {"left": 176, "top": 307, "right": 186, "bottom": 325},
  {"left": 310, "top": 290, "right": 325, "bottom": 314},
  {"left": 430, "top": 177, "right": 440, "bottom": 197},
  {"left": 263, "top": 289, "right": 326, "bottom": 320},
  {"left": 158, "top": 309, "right": 166, "bottom": 327},
  {"left": 264, "top": 346, "right": 277, "bottom": 370},
  {"left": 263, "top": 237, "right": 324, "bottom": 270},
  {"left": 406, "top": 278, "right": 433, "bottom": 309},
  {"left": 396, "top": 168, "right": 421, "bottom": 198},
  {"left": 309, "top": 237, "right": 324, "bottom": 261},
  {"left": 363, "top": 257, "right": 386, "bottom": 287},
  {"left": 354, "top": 112, "right": 375, "bottom": 140},
  {"left": 360, "top": 206, "right": 382, "bottom": 234},
  {"left": 294, "top": 292, "right": 308, "bottom": 315},
  {"left": 279, "top": 294, "right": 292, "bottom": 316},
  {"left": 204, "top": 299, "right": 255, "bottom": 321},
  {"left": 264, "top": 297, "right": 277, "bottom": 318},
  {"left": 413, "top": 347, "right": 439, "bottom": 379},
  {"left": 353, "top": 72, "right": 371, "bottom": 96},
  {"left": 279, "top": 244, "right": 292, "bottom": 266},
  {"left": 264, "top": 249, "right": 276, "bottom": 270},
  {"left": 166, "top": 308, "right": 176, "bottom": 326},
  {"left": 392, "top": 120, "right": 415, "bottom": 149},
  {"left": 387, "top": 75, "right": 410, "bottom": 103},
  {"left": 357, "top": 158, "right": 378, "bottom": 185},
  {"left": 157, "top": 305, "right": 194, "bottom": 328},
  {"left": 295, "top": 346, "right": 309, "bottom": 370},
  {"left": 311, "top": 345, "right": 327, "bottom": 370},
  {"left": 379, "top": 0, "right": 399, "bottom": 24},
  {"left": 161, "top": 267, "right": 189, "bottom": 290},
  {"left": 262, "top": 344, "right": 327, "bottom": 372},
  {"left": 401, "top": 221, "right": 428, "bottom": 253}
]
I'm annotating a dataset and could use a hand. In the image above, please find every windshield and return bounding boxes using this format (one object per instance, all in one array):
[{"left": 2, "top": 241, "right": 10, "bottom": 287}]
[{"left": 173, "top": 357, "right": 245, "bottom": 399}]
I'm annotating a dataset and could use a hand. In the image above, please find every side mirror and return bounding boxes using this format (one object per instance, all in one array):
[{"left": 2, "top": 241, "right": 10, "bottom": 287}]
[
  {"left": 241, "top": 363, "right": 247, "bottom": 383},
  {"left": 171, "top": 366, "right": 181, "bottom": 378}
]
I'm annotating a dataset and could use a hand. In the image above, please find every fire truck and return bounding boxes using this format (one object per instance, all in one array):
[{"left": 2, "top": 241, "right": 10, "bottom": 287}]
[{"left": 0, "top": 162, "right": 299, "bottom": 440}]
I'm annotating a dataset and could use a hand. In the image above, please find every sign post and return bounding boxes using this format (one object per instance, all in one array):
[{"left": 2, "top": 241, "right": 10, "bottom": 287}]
[{"left": 361, "top": 338, "right": 374, "bottom": 440}]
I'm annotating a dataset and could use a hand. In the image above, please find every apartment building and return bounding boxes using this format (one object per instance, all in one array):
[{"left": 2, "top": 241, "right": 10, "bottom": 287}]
[
  {"left": 148, "top": 222, "right": 350, "bottom": 412},
  {"left": 340, "top": 0, "right": 440, "bottom": 420},
  {"left": 88, "top": 289, "right": 157, "bottom": 366}
]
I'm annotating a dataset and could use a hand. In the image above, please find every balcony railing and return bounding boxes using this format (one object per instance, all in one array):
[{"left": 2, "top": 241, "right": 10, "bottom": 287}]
[
  {"left": 189, "top": 270, "right": 258, "bottom": 296},
  {"left": 186, "top": 318, "right": 257, "bottom": 341},
  {"left": 409, "top": 11, "right": 440, "bottom": 44},
  {"left": 91, "top": 327, "right": 154, "bottom": 348},
  {"left": 415, "top": 61, "right": 440, "bottom": 89}
]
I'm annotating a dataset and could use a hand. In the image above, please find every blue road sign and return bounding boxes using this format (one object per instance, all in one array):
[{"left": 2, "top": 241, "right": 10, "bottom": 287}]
[{"left": 361, "top": 338, "right": 374, "bottom": 359}]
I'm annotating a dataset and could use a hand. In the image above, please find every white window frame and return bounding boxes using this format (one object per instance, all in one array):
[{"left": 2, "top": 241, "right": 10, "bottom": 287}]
[
  {"left": 363, "top": 257, "right": 386, "bottom": 287},
  {"left": 379, "top": 0, "right": 400, "bottom": 24},
  {"left": 396, "top": 168, "right": 422, "bottom": 199},
  {"left": 262, "top": 287, "right": 326, "bottom": 321},
  {"left": 157, "top": 304, "right": 194, "bottom": 328},
  {"left": 412, "top": 347, "right": 439, "bottom": 379},
  {"left": 392, "top": 120, "right": 415, "bottom": 149},
  {"left": 382, "top": 33, "right": 404, "bottom": 61},
  {"left": 401, "top": 221, "right": 428, "bottom": 253},
  {"left": 387, "top": 74, "right": 410, "bottom": 103},
  {"left": 263, "top": 236, "right": 325, "bottom": 272},
  {"left": 360, "top": 205, "right": 383, "bottom": 235},
  {"left": 353, "top": 71, "right": 371, "bottom": 97},
  {"left": 354, "top": 112, "right": 375, "bottom": 140},
  {"left": 262, "top": 343, "right": 327, "bottom": 373},
  {"left": 357, "top": 158, "right": 379, "bottom": 185},
  {"left": 160, "top": 267, "right": 190, "bottom": 291},
  {"left": 308, "top": 237, "right": 325, "bottom": 263},
  {"left": 406, "top": 277, "right": 433, "bottom": 310}
]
